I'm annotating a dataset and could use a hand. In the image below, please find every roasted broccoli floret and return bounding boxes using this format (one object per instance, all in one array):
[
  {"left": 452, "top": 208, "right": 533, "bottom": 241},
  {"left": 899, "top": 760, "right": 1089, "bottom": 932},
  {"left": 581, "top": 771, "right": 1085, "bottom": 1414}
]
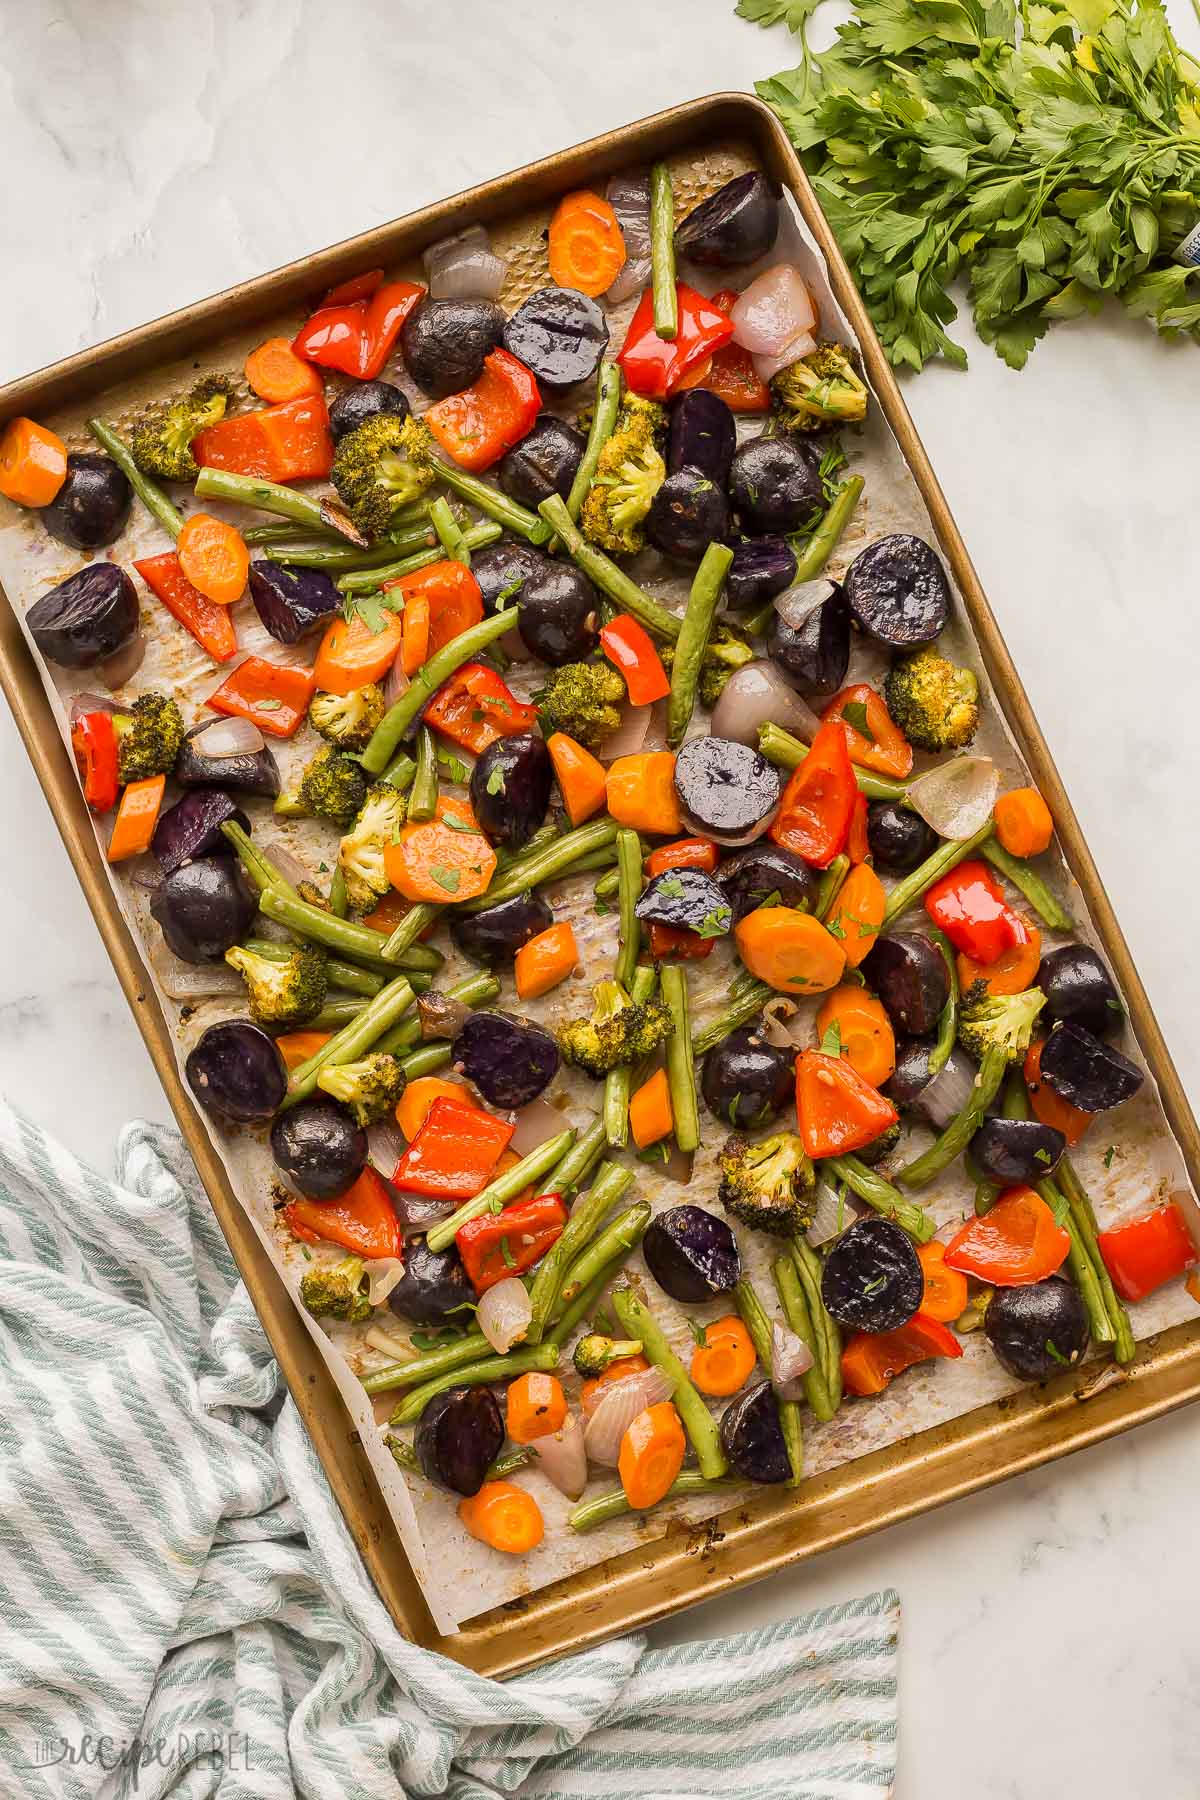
[
  {"left": 884, "top": 649, "right": 980, "bottom": 752},
  {"left": 718, "top": 1131, "right": 817, "bottom": 1235},
  {"left": 854, "top": 1120, "right": 902, "bottom": 1166},
  {"left": 558, "top": 978, "right": 673, "bottom": 1078},
  {"left": 309, "top": 683, "right": 387, "bottom": 751},
  {"left": 772, "top": 343, "right": 868, "bottom": 433},
  {"left": 224, "top": 942, "right": 328, "bottom": 1029},
  {"left": 337, "top": 783, "right": 409, "bottom": 912},
  {"left": 572, "top": 1333, "right": 645, "bottom": 1379},
  {"left": 535, "top": 660, "right": 627, "bottom": 752},
  {"left": 128, "top": 374, "right": 238, "bottom": 482},
  {"left": 113, "top": 692, "right": 186, "bottom": 783},
  {"left": 275, "top": 744, "right": 368, "bottom": 827},
  {"left": 299, "top": 1254, "right": 373, "bottom": 1324},
  {"left": 698, "top": 627, "right": 755, "bottom": 710},
  {"left": 316, "top": 1053, "right": 407, "bottom": 1126},
  {"left": 957, "top": 984, "right": 1046, "bottom": 1066},
  {"left": 331, "top": 413, "right": 436, "bottom": 539},
  {"left": 580, "top": 395, "right": 667, "bottom": 556}
]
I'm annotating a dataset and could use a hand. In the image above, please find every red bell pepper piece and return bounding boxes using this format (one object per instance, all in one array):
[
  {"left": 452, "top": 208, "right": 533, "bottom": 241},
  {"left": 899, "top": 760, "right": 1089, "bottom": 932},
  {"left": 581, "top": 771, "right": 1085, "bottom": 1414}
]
[
  {"left": 841, "top": 1311, "right": 963, "bottom": 1397},
  {"left": 322, "top": 267, "right": 385, "bottom": 306},
  {"left": 674, "top": 289, "right": 771, "bottom": 412},
  {"left": 769, "top": 720, "right": 857, "bottom": 868},
  {"left": 944, "top": 1186, "right": 1070, "bottom": 1285},
  {"left": 358, "top": 280, "right": 425, "bottom": 380},
  {"left": 599, "top": 614, "right": 671, "bottom": 705},
  {"left": 648, "top": 922, "right": 715, "bottom": 961},
  {"left": 795, "top": 1047, "right": 899, "bottom": 1159},
  {"left": 617, "top": 283, "right": 735, "bottom": 401},
  {"left": 192, "top": 395, "right": 333, "bottom": 482},
  {"left": 1099, "top": 1202, "right": 1197, "bottom": 1302},
  {"left": 423, "top": 660, "right": 538, "bottom": 755},
  {"left": 924, "top": 860, "right": 1019, "bottom": 966},
  {"left": 71, "top": 711, "right": 120, "bottom": 814},
  {"left": 134, "top": 552, "right": 238, "bottom": 663},
  {"left": 292, "top": 303, "right": 368, "bottom": 377},
  {"left": 391, "top": 1096, "right": 514, "bottom": 1201},
  {"left": 293, "top": 280, "right": 422, "bottom": 381},
  {"left": 822, "top": 683, "right": 914, "bottom": 781},
  {"left": 645, "top": 837, "right": 719, "bottom": 877},
  {"left": 284, "top": 1167, "right": 401, "bottom": 1262},
  {"left": 424, "top": 348, "right": 541, "bottom": 471},
  {"left": 205, "top": 656, "right": 316, "bottom": 738},
  {"left": 456, "top": 1192, "right": 568, "bottom": 1294}
]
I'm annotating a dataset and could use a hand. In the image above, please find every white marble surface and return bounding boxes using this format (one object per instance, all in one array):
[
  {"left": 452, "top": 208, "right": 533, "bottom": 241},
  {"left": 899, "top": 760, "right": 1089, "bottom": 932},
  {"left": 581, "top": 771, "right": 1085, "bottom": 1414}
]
[{"left": 3, "top": 2, "right": 1200, "bottom": 1791}]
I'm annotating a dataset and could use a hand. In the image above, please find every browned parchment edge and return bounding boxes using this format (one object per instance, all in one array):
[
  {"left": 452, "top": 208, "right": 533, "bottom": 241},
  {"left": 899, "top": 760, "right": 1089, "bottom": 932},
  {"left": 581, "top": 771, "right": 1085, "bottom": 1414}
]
[{"left": 1, "top": 92, "right": 1197, "bottom": 1677}]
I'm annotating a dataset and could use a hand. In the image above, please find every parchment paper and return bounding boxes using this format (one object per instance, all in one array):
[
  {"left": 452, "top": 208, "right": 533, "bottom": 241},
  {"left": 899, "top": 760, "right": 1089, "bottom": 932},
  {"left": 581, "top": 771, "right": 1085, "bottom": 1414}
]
[{"left": 1, "top": 144, "right": 1194, "bottom": 1633}]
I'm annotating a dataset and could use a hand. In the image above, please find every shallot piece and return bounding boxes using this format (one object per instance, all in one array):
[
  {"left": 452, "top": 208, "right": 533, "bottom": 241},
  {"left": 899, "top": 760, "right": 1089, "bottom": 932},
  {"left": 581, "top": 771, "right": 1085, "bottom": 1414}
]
[
  {"left": 582, "top": 1367, "right": 674, "bottom": 1466},
  {"left": 605, "top": 171, "right": 651, "bottom": 303},
  {"left": 761, "top": 996, "right": 806, "bottom": 1051},
  {"left": 423, "top": 226, "right": 508, "bottom": 302},
  {"left": 907, "top": 755, "right": 999, "bottom": 841},
  {"left": 69, "top": 691, "right": 119, "bottom": 723},
  {"left": 477, "top": 1277, "right": 532, "bottom": 1354},
  {"left": 391, "top": 1188, "right": 455, "bottom": 1232},
  {"left": 366, "top": 1120, "right": 407, "bottom": 1179},
  {"left": 191, "top": 716, "right": 266, "bottom": 759},
  {"left": 533, "top": 1408, "right": 588, "bottom": 1499},
  {"left": 710, "top": 661, "right": 821, "bottom": 748},
  {"left": 770, "top": 1318, "right": 814, "bottom": 1401},
  {"left": 147, "top": 934, "right": 246, "bottom": 1002},
  {"left": 365, "top": 1257, "right": 406, "bottom": 1307},
  {"left": 752, "top": 333, "right": 817, "bottom": 386},
  {"left": 730, "top": 266, "right": 817, "bottom": 356},
  {"left": 417, "top": 993, "right": 473, "bottom": 1041},
  {"left": 261, "top": 842, "right": 313, "bottom": 891},
  {"left": 509, "top": 1094, "right": 566, "bottom": 1157},
  {"left": 383, "top": 655, "right": 410, "bottom": 710},
  {"left": 773, "top": 580, "right": 837, "bottom": 633},
  {"left": 601, "top": 703, "right": 652, "bottom": 762},
  {"left": 806, "top": 1181, "right": 852, "bottom": 1247},
  {"left": 920, "top": 1046, "right": 978, "bottom": 1130}
]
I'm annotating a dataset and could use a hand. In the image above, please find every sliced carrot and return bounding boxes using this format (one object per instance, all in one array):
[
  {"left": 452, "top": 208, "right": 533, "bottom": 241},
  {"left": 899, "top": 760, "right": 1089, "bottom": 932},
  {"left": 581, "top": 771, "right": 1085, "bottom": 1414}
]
[
  {"left": 958, "top": 916, "right": 1041, "bottom": 997},
  {"left": 400, "top": 591, "right": 431, "bottom": 677},
  {"left": 276, "top": 1030, "right": 332, "bottom": 1072},
  {"left": 0, "top": 417, "right": 67, "bottom": 508},
  {"left": 506, "top": 1372, "right": 568, "bottom": 1444},
  {"left": 396, "top": 1076, "right": 479, "bottom": 1142},
  {"left": 825, "top": 863, "right": 886, "bottom": 968},
  {"left": 629, "top": 1067, "right": 673, "bottom": 1149},
  {"left": 385, "top": 560, "right": 483, "bottom": 660},
  {"left": 823, "top": 684, "right": 914, "bottom": 780},
  {"left": 690, "top": 1316, "right": 756, "bottom": 1397},
  {"left": 734, "top": 907, "right": 846, "bottom": 996},
  {"left": 177, "top": 512, "right": 250, "bottom": 606},
  {"left": 106, "top": 775, "right": 166, "bottom": 862},
  {"left": 548, "top": 190, "right": 627, "bottom": 297},
  {"left": 994, "top": 786, "right": 1054, "bottom": 858},
  {"left": 606, "top": 752, "right": 681, "bottom": 836},
  {"left": 796, "top": 1047, "right": 899, "bottom": 1159},
  {"left": 547, "top": 732, "right": 608, "bottom": 826},
  {"left": 515, "top": 921, "right": 579, "bottom": 1000},
  {"left": 458, "top": 1481, "right": 544, "bottom": 1554},
  {"left": 917, "top": 1240, "right": 969, "bottom": 1324},
  {"left": 244, "top": 335, "right": 324, "bottom": 404},
  {"left": 618, "top": 1400, "right": 686, "bottom": 1509},
  {"left": 581, "top": 1353, "right": 651, "bottom": 1410},
  {"left": 313, "top": 610, "right": 404, "bottom": 694},
  {"left": 816, "top": 985, "right": 896, "bottom": 1088},
  {"left": 384, "top": 794, "right": 497, "bottom": 904},
  {"left": 1024, "top": 1037, "right": 1090, "bottom": 1146}
]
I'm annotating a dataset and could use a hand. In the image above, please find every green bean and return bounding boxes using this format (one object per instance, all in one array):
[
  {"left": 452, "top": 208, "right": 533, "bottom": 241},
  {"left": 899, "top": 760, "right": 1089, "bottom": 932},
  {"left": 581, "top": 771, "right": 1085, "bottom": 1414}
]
[
  {"left": 1059, "top": 1158, "right": 1134, "bottom": 1361},
  {"left": 649, "top": 162, "right": 678, "bottom": 340},
  {"left": 894, "top": 1042, "right": 1008, "bottom": 1190},
  {"left": 398, "top": 1043, "right": 452, "bottom": 1080},
  {"left": 538, "top": 495, "right": 682, "bottom": 642},
  {"left": 374, "top": 971, "right": 501, "bottom": 1058},
  {"left": 883, "top": 825, "right": 994, "bottom": 926},
  {"left": 366, "top": 1332, "right": 488, "bottom": 1396},
  {"left": 927, "top": 926, "right": 959, "bottom": 1077},
  {"left": 773, "top": 1255, "right": 838, "bottom": 1423},
  {"left": 380, "top": 902, "right": 443, "bottom": 965},
  {"left": 265, "top": 526, "right": 438, "bottom": 571},
  {"left": 569, "top": 1471, "right": 736, "bottom": 1531},
  {"left": 328, "top": 866, "right": 349, "bottom": 919},
  {"left": 381, "top": 751, "right": 418, "bottom": 792},
  {"left": 242, "top": 522, "right": 342, "bottom": 546},
  {"left": 219, "top": 821, "right": 300, "bottom": 899},
  {"left": 745, "top": 477, "right": 865, "bottom": 638},
  {"left": 389, "top": 1344, "right": 561, "bottom": 1427},
  {"left": 593, "top": 866, "right": 621, "bottom": 900},
  {"left": 544, "top": 1241, "right": 641, "bottom": 1352},
  {"left": 661, "top": 964, "right": 700, "bottom": 1153},
  {"left": 308, "top": 997, "right": 369, "bottom": 1031},
  {"left": 257, "top": 886, "right": 438, "bottom": 973},
  {"left": 691, "top": 980, "right": 774, "bottom": 1056},
  {"left": 605, "top": 966, "right": 658, "bottom": 1148},
  {"left": 734, "top": 1278, "right": 804, "bottom": 1485},
  {"left": 611, "top": 1285, "right": 728, "bottom": 1479},
  {"left": 552, "top": 1204, "right": 650, "bottom": 1316},
  {"left": 816, "top": 854, "right": 850, "bottom": 923},
  {"left": 425, "top": 1132, "right": 576, "bottom": 1255},
  {"left": 789, "top": 1237, "right": 843, "bottom": 1417},
  {"left": 194, "top": 465, "right": 364, "bottom": 544},
  {"left": 614, "top": 828, "right": 643, "bottom": 991},
  {"left": 408, "top": 727, "right": 439, "bottom": 821},
  {"left": 243, "top": 938, "right": 384, "bottom": 998},
  {"left": 385, "top": 1434, "right": 531, "bottom": 1481},
  {"left": 283, "top": 974, "right": 416, "bottom": 1109},
  {"left": 567, "top": 846, "right": 620, "bottom": 878},
  {"left": 433, "top": 457, "right": 551, "bottom": 545},
  {"left": 337, "top": 521, "right": 501, "bottom": 593},
  {"left": 87, "top": 418, "right": 184, "bottom": 539},
  {"left": 756, "top": 722, "right": 909, "bottom": 802},
  {"left": 361, "top": 609, "right": 515, "bottom": 774},
  {"left": 829, "top": 1152, "right": 938, "bottom": 1239},
  {"left": 980, "top": 840, "right": 1074, "bottom": 932},
  {"left": 494, "top": 822, "right": 557, "bottom": 871},
  {"left": 544, "top": 1117, "right": 608, "bottom": 1200},
  {"left": 666, "top": 542, "right": 733, "bottom": 747},
  {"left": 565, "top": 360, "right": 621, "bottom": 524},
  {"left": 458, "top": 819, "right": 619, "bottom": 911},
  {"left": 526, "top": 1162, "right": 634, "bottom": 1343}
]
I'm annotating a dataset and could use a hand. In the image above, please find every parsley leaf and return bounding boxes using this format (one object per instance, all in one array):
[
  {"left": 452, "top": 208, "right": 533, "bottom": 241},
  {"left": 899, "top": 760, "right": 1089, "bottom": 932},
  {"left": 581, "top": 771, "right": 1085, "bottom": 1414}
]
[
  {"left": 657, "top": 875, "right": 686, "bottom": 899},
  {"left": 841, "top": 699, "right": 876, "bottom": 743},
  {"left": 1044, "top": 1338, "right": 1069, "bottom": 1367},
  {"left": 686, "top": 1315, "right": 708, "bottom": 1346},
  {"left": 1104, "top": 1145, "right": 1117, "bottom": 1169},
  {"left": 429, "top": 865, "right": 461, "bottom": 893},
  {"left": 486, "top": 765, "right": 506, "bottom": 797},
  {"left": 499, "top": 1236, "right": 517, "bottom": 1270},
  {"left": 697, "top": 904, "right": 733, "bottom": 939},
  {"left": 255, "top": 698, "right": 282, "bottom": 712}
]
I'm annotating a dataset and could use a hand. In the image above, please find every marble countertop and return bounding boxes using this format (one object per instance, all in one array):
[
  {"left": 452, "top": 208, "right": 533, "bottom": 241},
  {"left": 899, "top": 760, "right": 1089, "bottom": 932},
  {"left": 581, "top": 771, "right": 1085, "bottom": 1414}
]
[{"left": 4, "top": 3, "right": 1200, "bottom": 1791}]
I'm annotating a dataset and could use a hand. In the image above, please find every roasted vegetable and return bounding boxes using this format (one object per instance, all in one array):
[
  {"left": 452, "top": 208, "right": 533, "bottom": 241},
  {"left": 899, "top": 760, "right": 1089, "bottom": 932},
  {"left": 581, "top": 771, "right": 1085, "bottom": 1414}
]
[
  {"left": 696, "top": 626, "right": 755, "bottom": 710},
  {"left": 557, "top": 977, "right": 672, "bottom": 1078},
  {"left": 572, "top": 1334, "right": 645, "bottom": 1379},
  {"left": 308, "top": 683, "right": 387, "bottom": 750},
  {"left": 579, "top": 394, "right": 667, "bottom": 556},
  {"left": 330, "top": 413, "right": 435, "bottom": 538},
  {"left": 772, "top": 343, "right": 868, "bottom": 433},
  {"left": 115, "top": 692, "right": 186, "bottom": 783},
  {"left": 718, "top": 1131, "right": 816, "bottom": 1235},
  {"left": 884, "top": 648, "right": 980, "bottom": 751},
  {"left": 224, "top": 941, "right": 328, "bottom": 1029},
  {"left": 129, "top": 375, "right": 237, "bottom": 482},
  {"left": 277, "top": 744, "right": 368, "bottom": 827},
  {"left": 958, "top": 983, "right": 1046, "bottom": 1066},
  {"left": 299, "top": 1254, "right": 373, "bottom": 1323},
  {"left": 316, "top": 1052, "right": 407, "bottom": 1127},
  {"left": 337, "top": 782, "right": 409, "bottom": 911},
  {"left": 534, "top": 659, "right": 626, "bottom": 752}
]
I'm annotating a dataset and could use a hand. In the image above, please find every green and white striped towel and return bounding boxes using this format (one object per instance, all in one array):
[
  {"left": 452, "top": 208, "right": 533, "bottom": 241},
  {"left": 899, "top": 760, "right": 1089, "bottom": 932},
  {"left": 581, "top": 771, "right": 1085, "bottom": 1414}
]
[{"left": 0, "top": 1100, "right": 900, "bottom": 1799}]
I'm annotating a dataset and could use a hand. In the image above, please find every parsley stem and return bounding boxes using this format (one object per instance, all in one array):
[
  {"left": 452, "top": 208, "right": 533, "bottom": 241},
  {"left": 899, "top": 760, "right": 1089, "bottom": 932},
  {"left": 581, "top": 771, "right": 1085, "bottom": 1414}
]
[
  {"left": 408, "top": 726, "right": 439, "bottom": 822},
  {"left": 650, "top": 163, "right": 679, "bottom": 340},
  {"left": 745, "top": 475, "right": 864, "bottom": 637},
  {"left": 757, "top": 722, "right": 908, "bottom": 802},
  {"left": 882, "top": 823, "right": 995, "bottom": 925},
  {"left": 456, "top": 818, "right": 619, "bottom": 912},
  {"left": 564, "top": 361, "right": 622, "bottom": 525},
  {"left": 525, "top": 1161, "right": 635, "bottom": 1343},
  {"left": 194, "top": 465, "right": 365, "bottom": 545},
  {"left": 87, "top": 418, "right": 184, "bottom": 540},
  {"left": 338, "top": 521, "right": 501, "bottom": 593},
  {"left": 424, "top": 1131, "right": 576, "bottom": 1255},
  {"left": 611, "top": 1285, "right": 728, "bottom": 1479},
  {"left": 433, "top": 456, "right": 551, "bottom": 545},
  {"left": 538, "top": 494, "right": 682, "bottom": 641},
  {"left": 661, "top": 963, "right": 700, "bottom": 1153},
  {"left": 830, "top": 1150, "right": 938, "bottom": 1238},
  {"left": 568, "top": 1471, "right": 735, "bottom": 1531},
  {"left": 388, "top": 1344, "right": 561, "bottom": 1427},
  {"left": 361, "top": 608, "right": 517, "bottom": 774},
  {"left": 734, "top": 1277, "right": 805, "bottom": 1483},
  {"left": 979, "top": 839, "right": 1074, "bottom": 931}
]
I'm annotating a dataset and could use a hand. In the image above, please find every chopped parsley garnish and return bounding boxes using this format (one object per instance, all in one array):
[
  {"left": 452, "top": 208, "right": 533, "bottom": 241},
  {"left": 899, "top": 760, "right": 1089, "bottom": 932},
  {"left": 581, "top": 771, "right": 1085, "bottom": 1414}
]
[
  {"left": 841, "top": 700, "right": 875, "bottom": 743},
  {"left": 486, "top": 765, "right": 506, "bottom": 797},
  {"left": 697, "top": 905, "right": 732, "bottom": 939},
  {"left": 657, "top": 875, "right": 686, "bottom": 899},
  {"left": 430, "top": 865, "right": 461, "bottom": 893}
]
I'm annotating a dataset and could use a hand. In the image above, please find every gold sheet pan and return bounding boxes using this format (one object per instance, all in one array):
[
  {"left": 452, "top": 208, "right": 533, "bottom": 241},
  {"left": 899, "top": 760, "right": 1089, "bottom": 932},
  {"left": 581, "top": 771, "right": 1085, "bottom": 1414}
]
[{"left": 1, "top": 92, "right": 1197, "bottom": 1675}]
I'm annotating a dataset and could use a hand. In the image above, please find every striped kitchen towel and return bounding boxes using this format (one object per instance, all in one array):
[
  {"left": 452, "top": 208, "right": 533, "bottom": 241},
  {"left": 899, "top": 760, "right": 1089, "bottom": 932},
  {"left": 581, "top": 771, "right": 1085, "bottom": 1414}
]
[{"left": 0, "top": 1098, "right": 900, "bottom": 1799}]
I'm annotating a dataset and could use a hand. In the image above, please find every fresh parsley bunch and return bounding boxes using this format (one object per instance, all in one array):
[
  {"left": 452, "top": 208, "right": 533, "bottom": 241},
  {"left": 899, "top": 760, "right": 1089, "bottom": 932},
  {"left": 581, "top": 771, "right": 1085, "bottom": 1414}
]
[{"left": 741, "top": 0, "right": 1200, "bottom": 368}]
